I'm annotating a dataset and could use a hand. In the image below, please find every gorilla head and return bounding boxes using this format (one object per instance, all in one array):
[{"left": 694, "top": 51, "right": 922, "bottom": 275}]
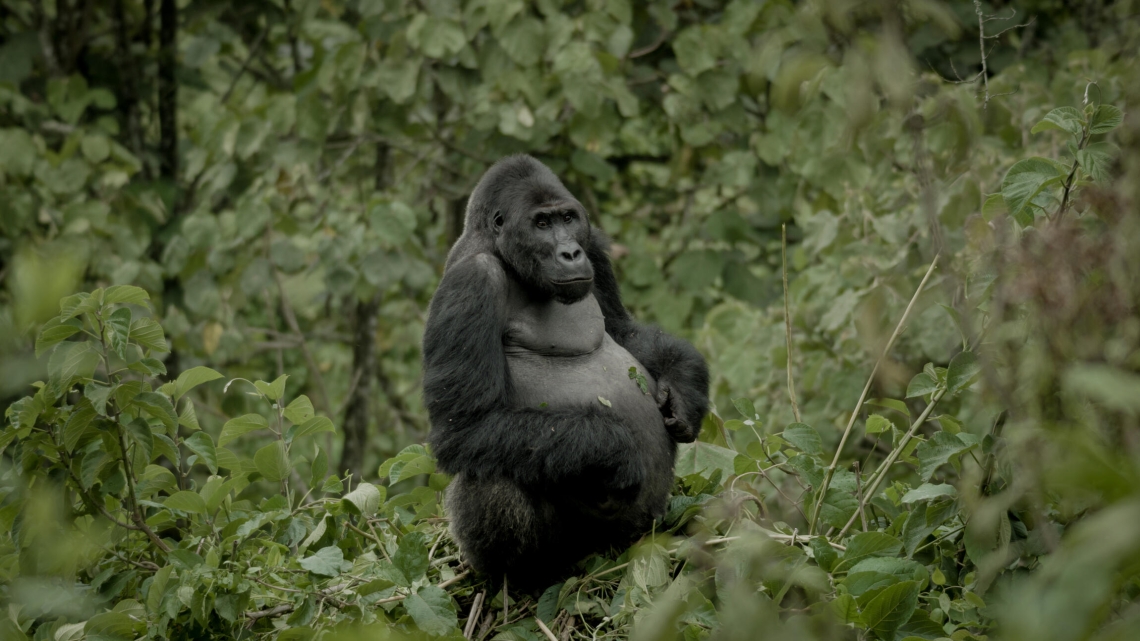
[{"left": 448, "top": 155, "right": 594, "bottom": 304}]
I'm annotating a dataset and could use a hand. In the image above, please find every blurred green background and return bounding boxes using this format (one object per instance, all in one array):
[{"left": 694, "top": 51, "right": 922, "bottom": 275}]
[{"left": 1, "top": 0, "right": 1139, "bottom": 640}]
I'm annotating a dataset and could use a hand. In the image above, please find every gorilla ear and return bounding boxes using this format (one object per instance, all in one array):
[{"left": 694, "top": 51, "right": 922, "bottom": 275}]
[{"left": 492, "top": 210, "right": 504, "bottom": 233}]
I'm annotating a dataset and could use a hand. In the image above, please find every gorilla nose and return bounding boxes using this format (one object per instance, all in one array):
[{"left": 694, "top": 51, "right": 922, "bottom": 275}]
[{"left": 557, "top": 244, "right": 584, "bottom": 266}]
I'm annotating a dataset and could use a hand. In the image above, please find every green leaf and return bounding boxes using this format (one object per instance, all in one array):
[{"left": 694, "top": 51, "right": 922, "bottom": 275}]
[
  {"left": 946, "top": 351, "right": 981, "bottom": 394},
  {"left": 819, "top": 488, "right": 859, "bottom": 529},
  {"left": 1089, "top": 104, "right": 1124, "bottom": 134},
  {"left": 900, "top": 483, "right": 956, "bottom": 504},
  {"left": 404, "top": 585, "right": 459, "bottom": 636},
  {"left": 310, "top": 446, "right": 328, "bottom": 487},
  {"left": 916, "top": 432, "right": 976, "bottom": 481},
  {"left": 299, "top": 546, "right": 350, "bottom": 577},
  {"left": 390, "top": 454, "right": 436, "bottom": 484},
  {"left": 980, "top": 193, "right": 1007, "bottom": 220},
  {"left": 781, "top": 423, "right": 823, "bottom": 456},
  {"left": 674, "top": 442, "right": 737, "bottom": 478},
  {"left": 63, "top": 402, "right": 97, "bottom": 452},
  {"left": 174, "top": 366, "right": 223, "bottom": 400},
  {"left": 1077, "top": 141, "right": 1117, "bottom": 183},
  {"left": 218, "top": 413, "right": 269, "bottom": 446},
  {"left": 61, "top": 291, "right": 101, "bottom": 321},
  {"left": 673, "top": 26, "right": 717, "bottom": 75},
  {"left": 178, "top": 400, "right": 200, "bottom": 431},
  {"left": 184, "top": 431, "right": 218, "bottom": 474},
  {"left": 255, "top": 441, "right": 292, "bottom": 482},
  {"left": 865, "top": 398, "right": 910, "bottom": 418},
  {"left": 129, "top": 317, "right": 168, "bottom": 352},
  {"left": 1000, "top": 157, "right": 1064, "bottom": 225},
  {"left": 499, "top": 17, "right": 546, "bottom": 66},
  {"left": 905, "top": 372, "right": 938, "bottom": 398},
  {"left": 341, "top": 482, "right": 383, "bottom": 516},
  {"left": 836, "top": 532, "right": 904, "bottom": 571},
  {"left": 284, "top": 395, "right": 315, "bottom": 424},
  {"left": 48, "top": 341, "right": 100, "bottom": 388},
  {"left": 393, "top": 531, "right": 430, "bottom": 584},
  {"left": 84, "top": 381, "right": 113, "bottom": 416},
  {"left": 1062, "top": 363, "right": 1140, "bottom": 414},
  {"left": 732, "top": 398, "right": 758, "bottom": 420},
  {"left": 865, "top": 414, "right": 892, "bottom": 435},
  {"left": 1030, "top": 106, "right": 1084, "bottom": 136},
  {"left": 254, "top": 374, "right": 288, "bottom": 401},
  {"left": 103, "top": 285, "right": 150, "bottom": 306},
  {"left": 130, "top": 392, "right": 178, "bottom": 432},
  {"left": 36, "top": 317, "right": 83, "bottom": 357},
  {"left": 860, "top": 581, "right": 919, "bottom": 641},
  {"left": 597, "top": 396, "right": 612, "bottom": 407},
  {"left": 165, "top": 490, "right": 207, "bottom": 514},
  {"left": 146, "top": 565, "right": 174, "bottom": 614},
  {"left": 291, "top": 416, "right": 335, "bottom": 441},
  {"left": 85, "top": 611, "right": 141, "bottom": 641}
]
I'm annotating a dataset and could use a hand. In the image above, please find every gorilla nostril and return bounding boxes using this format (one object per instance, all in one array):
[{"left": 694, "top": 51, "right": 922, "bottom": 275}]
[{"left": 572, "top": 248, "right": 582, "bottom": 259}]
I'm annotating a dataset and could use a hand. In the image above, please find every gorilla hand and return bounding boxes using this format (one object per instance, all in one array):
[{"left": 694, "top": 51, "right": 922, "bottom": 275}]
[{"left": 657, "top": 382, "right": 699, "bottom": 443}]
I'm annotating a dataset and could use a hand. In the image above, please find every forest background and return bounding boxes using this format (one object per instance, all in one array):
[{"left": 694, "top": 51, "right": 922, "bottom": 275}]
[{"left": 1, "top": 0, "right": 1139, "bottom": 640}]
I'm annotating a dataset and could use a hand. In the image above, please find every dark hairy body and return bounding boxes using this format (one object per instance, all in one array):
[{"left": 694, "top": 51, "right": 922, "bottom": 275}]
[{"left": 422, "top": 155, "right": 709, "bottom": 586}]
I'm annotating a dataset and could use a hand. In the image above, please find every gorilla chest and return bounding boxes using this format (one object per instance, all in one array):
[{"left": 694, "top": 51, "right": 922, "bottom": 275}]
[{"left": 503, "top": 294, "right": 661, "bottom": 419}]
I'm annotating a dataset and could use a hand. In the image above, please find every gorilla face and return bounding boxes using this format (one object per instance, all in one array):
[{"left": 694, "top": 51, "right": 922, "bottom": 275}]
[{"left": 493, "top": 187, "right": 594, "bottom": 305}]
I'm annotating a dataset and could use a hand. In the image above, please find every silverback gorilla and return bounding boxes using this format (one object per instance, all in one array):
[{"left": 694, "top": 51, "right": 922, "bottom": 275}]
[{"left": 422, "top": 155, "right": 709, "bottom": 586}]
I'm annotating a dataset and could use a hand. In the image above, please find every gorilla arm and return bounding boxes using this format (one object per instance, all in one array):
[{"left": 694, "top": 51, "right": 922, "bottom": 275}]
[
  {"left": 585, "top": 233, "right": 710, "bottom": 443},
  {"left": 422, "top": 253, "right": 643, "bottom": 489}
]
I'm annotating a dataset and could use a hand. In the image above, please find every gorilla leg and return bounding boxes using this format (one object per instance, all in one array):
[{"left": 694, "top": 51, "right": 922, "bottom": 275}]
[{"left": 447, "top": 475, "right": 570, "bottom": 586}]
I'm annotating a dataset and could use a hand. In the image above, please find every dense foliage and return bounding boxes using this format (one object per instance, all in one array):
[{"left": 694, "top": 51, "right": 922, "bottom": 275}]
[{"left": 2, "top": 0, "right": 1138, "bottom": 640}]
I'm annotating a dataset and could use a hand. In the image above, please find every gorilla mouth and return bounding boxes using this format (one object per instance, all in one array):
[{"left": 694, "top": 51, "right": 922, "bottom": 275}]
[{"left": 552, "top": 278, "right": 593, "bottom": 285}]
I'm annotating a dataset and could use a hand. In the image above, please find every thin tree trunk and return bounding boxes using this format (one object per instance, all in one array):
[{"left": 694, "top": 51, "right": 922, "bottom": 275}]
[
  {"left": 113, "top": 0, "right": 145, "bottom": 164},
  {"left": 337, "top": 142, "right": 392, "bottom": 478},
  {"left": 158, "top": 0, "right": 177, "bottom": 181}
]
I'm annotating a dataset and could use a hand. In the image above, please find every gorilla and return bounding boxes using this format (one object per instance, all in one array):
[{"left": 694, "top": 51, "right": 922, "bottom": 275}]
[{"left": 422, "top": 155, "right": 709, "bottom": 587}]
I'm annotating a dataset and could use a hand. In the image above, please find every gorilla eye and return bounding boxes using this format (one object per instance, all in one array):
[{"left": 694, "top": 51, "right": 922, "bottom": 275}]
[
  {"left": 562, "top": 213, "right": 574, "bottom": 223},
  {"left": 493, "top": 211, "right": 504, "bottom": 228},
  {"left": 535, "top": 218, "right": 549, "bottom": 229}
]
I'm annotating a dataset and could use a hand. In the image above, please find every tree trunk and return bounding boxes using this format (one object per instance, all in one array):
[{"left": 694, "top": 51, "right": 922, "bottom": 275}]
[
  {"left": 337, "top": 142, "right": 392, "bottom": 478},
  {"left": 158, "top": 0, "right": 177, "bottom": 181},
  {"left": 113, "top": 0, "right": 145, "bottom": 166}
]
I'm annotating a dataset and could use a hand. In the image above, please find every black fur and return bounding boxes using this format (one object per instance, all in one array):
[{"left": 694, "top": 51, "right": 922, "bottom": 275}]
[{"left": 423, "top": 155, "right": 710, "bottom": 586}]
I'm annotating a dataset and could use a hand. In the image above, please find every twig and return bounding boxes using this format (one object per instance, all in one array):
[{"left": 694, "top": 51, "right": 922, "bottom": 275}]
[
  {"left": 246, "top": 603, "right": 293, "bottom": 623},
  {"left": 809, "top": 254, "right": 940, "bottom": 533},
  {"left": 503, "top": 575, "right": 508, "bottom": 624},
  {"left": 464, "top": 591, "right": 486, "bottom": 639},
  {"left": 536, "top": 616, "right": 559, "bottom": 641},
  {"left": 837, "top": 389, "right": 947, "bottom": 539},
  {"left": 271, "top": 267, "right": 332, "bottom": 414},
  {"left": 854, "top": 461, "right": 868, "bottom": 532},
  {"left": 782, "top": 224, "right": 801, "bottom": 423},
  {"left": 221, "top": 29, "right": 267, "bottom": 103}
]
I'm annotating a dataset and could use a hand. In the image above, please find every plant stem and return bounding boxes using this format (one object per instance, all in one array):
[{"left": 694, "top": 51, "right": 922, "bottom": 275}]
[
  {"left": 809, "top": 254, "right": 940, "bottom": 534},
  {"left": 782, "top": 224, "right": 801, "bottom": 423},
  {"left": 836, "top": 388, "right": 946, "bottom": 539}
]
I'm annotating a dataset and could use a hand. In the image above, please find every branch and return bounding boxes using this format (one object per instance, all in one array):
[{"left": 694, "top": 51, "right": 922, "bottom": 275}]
[
  {"left": 781, "top": 224, "right": 801, "bottom": 423},
  {"left": 221, "top": 28, "right": 268, "bottom": 103},
  {"left": 809, "top": 254, "right": 940, "bottom": 534}
]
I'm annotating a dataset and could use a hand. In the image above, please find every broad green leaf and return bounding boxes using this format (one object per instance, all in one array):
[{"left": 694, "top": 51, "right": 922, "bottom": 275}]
[
  {"left": 1063, "top": 363, "right": 1140, "bottom": 414},
  {"left": 85, "top": 610, "right": 141, "bottom": 641},
  {"left": 1030, "top": 106, "right": 1084, "bottom": 136},
  {"left": 131, "top": 392, "right": 178, "bottom": 432},
  {"left": 1000, "top": 157, "right": 1064, "bottom": 225},
  {"left": 1077, "top": 142, "right": 1117, "bottom": 183},
  {"left": 254, "top": 374, "right": 288, "bottom": 401},
  {"left": 946, "top": 351, "right": 981, "bottom": 394},
  {"left": 341, "top": 482, "right": 383, "bottom": 516},
  {"left": 732, "top": 398, "right": 758, "bottom": 420},
  {"left": 916, "top": 432, "right": 976, "bottom": 481},
  {"left": 35, "top": 317, "right": 83, "bottom": 357},
  {"left": 300, "top": 546, "right": 350, "bottom": 577},
  {"left": 390, "top": 454, "right": 436, "bottom": 484},
  {"left": 48, "top": 341, "right": 101, "bottom": 387},
  {"left": 831, "top": 593, "right": 860, "bottom": 625},
  {"left": 861, "top": 580, "right": 919, "bottom": 641},
  {"left": 130, "top": 318, "right": 168, "bottom": 352},
  {"left": 284, "top": 395, "right": 315, "bottom": 424},
  {"left": 104, "top": 285, "right": 150, "bottom": 306},
  {"left": 310, "top": 445, "right": 328, "bottom": 487},
  {"left": 844, "top": 571, "right": 901, "bottom": 598},
  {"left": 1089, "top": 104, "right": 1124, "bottom": 134},
  {"left": 499, "top": 16, "right": 545, "bottom": 66},
  {"left": 865, "top": 414, "right": 892, "bottom": 435},
  {"left": 61, "top": 290, "right": 101, "bottom": 320},
  {"left": 673, "top": 26, "right": 717, "bottom": 75},
  {"left": 866, "top": 398, "right": 910, "bottom": 418},
  {"left": 84, "top": 381, "right": 113, "bottom": 416},
  {"left": 63, "top": 402, "right": 97, "bottom": 452},
  {"left": 165, "top": 490, "right": 207, "bottom": 514},
  {"left": 836, "top": 532, "right": 903, "bottom": 571},
  {"left": 674, "top": 442, "right": 737, "bottom": 478},
  {"left": 174, "top": 366, "right": 223, "bottom": 400},
  {"left": 980, "top": 192, "right": 1007, "bottom": 220},
  {"left": 292, "top": 416, "right": 335, "bottom": 441},
  {"left": 848, "top": 557, "right": 928, "bottom": 585},
  {"left": 819, "top": 488, "right": 859, "bottom": 529},
  {"left": 404, "top": 585, "right": 459, "bottom": 636},
  {"left": 781, "top": 423, "right": 823, "bottom": 455},
  {"left": 255, "top": 441, "right": 291, "bottom": 482},
  {"left": 393, "top": 531, "right": 430, "bottom": 584},
  {"left": 184, "top": 431, "right": 218, "bottom": 474},
  {"left": 905, "top": 372, "right": 938, "bottom": 398},
  {"left": 146, "top": 565, "right": 174, "bottom": 614},
  {"left": 218, "top": 413, "right": 269, "bottom": 446},
  {"left": 178, "top": 400, "right": 200, "bottom": 431},
  {"left": 900, "top": 483, "right": 957, "bottom": 504}
]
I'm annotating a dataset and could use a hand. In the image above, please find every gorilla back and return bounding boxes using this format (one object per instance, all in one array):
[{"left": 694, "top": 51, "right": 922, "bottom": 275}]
[{"left": 423, "top": 155, "right": 710, "bottom": 586}]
